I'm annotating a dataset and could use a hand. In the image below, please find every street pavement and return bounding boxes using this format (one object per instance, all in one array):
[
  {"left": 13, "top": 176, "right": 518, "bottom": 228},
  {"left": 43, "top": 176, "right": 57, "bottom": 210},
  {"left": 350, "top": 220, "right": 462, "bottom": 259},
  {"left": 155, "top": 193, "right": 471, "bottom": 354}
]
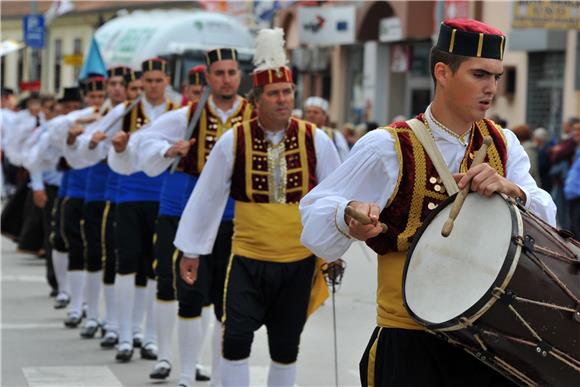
[{"left": 1, "top": 236, "right": 378, "bottom": 386}]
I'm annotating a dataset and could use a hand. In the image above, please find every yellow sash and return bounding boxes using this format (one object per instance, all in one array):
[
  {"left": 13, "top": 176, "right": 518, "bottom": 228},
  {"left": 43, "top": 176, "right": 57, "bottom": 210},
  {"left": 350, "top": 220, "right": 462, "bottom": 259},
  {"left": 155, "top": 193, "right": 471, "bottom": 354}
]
[
  {"left": 376, "top": 251, "right": 424, "bottom": 330},
  {"left": 232, "top": 201, "right": 328, "bottom": 316}
]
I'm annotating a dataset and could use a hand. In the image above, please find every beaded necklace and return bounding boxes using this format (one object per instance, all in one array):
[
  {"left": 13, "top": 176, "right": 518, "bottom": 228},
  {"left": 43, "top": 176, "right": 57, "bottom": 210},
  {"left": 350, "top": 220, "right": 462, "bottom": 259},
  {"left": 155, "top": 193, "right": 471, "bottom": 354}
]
[{"left": 427, "top": 110, "right": 471, "bottom": 145}]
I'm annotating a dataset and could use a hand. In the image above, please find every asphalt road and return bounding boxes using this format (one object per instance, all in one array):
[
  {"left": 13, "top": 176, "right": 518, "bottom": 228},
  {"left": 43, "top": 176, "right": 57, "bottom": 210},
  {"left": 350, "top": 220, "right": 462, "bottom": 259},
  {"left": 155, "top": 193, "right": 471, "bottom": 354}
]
[{"left": 1, "top": 236, "right": 378, "bottom": 386}]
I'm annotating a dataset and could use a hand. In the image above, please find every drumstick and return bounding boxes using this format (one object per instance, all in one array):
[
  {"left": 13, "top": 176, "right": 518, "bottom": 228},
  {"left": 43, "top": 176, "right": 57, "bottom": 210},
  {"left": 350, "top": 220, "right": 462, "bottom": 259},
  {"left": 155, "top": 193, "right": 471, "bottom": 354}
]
[
  {"left": 441, "top": 136, "right": 492, "bottom": 237},
  {"left": 345, "top": 206, "right": 388, "bottom": 233}
]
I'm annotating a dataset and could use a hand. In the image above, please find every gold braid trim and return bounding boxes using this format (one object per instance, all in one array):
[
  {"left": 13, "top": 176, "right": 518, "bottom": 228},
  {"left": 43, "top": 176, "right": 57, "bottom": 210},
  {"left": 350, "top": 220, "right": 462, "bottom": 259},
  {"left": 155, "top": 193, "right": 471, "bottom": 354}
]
[
  {"left": 397, "top": 133, "right": 427, "bottom": 251},
  {"left": 297, "top": 120, "right": 309, "bottom": 198},
  {"left": 476, "top": 120, "right": 504, "bottom": 176}
]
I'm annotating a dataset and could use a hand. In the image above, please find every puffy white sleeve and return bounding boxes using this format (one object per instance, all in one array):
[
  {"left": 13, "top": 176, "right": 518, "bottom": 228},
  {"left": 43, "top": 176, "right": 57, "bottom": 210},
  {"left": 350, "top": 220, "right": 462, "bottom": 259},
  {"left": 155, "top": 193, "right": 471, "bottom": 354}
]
[
  {"left": 300, "top": 129, "right": 400, "bottom": 260},
  {"left": 174, "top": 129, "right": 234, "bottom": 257},
  {"left": 134, "top": 107, "right": 189, "bottom": 177},
  {"left": 502, "top": 129, "right": 557, "bottom": 226}
]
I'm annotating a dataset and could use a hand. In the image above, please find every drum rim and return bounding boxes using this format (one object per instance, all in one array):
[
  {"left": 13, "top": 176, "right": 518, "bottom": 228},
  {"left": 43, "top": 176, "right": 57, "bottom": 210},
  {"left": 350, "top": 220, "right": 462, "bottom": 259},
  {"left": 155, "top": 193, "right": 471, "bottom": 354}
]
[{"left": 402, "top": 192, "right": 523, "bottom": 330}]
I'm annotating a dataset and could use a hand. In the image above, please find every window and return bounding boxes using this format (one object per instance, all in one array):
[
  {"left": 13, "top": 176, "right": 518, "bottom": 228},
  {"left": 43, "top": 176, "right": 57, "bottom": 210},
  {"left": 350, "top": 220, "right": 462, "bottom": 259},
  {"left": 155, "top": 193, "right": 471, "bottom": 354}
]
[
  {"left": 73, "top": 38, "right": 82, "bottom": 80},
  {"left": 17, "top": 49, "right": 24, "bottom": 91},
  {"left": 54, "top": 38, "right": 62, "bottom": 93}
]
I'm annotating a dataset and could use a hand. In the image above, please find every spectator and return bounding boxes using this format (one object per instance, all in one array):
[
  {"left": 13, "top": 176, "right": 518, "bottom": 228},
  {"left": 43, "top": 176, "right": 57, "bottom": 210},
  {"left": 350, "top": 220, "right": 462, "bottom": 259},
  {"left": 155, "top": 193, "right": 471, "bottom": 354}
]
[
  {"left": 511, "top": 124, "right": 541, "bottom": 185},
  {"left": 533, "top": 127, "right": 553, "bottom": 191},
  {"left": 564, "top": 121, "right": 580, "bottom": 237}
]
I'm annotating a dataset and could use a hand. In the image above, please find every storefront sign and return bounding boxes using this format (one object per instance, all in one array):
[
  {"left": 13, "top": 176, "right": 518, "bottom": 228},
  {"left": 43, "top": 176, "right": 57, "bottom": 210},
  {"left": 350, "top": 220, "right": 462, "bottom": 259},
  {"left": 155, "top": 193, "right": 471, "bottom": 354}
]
[
  {"left": 298, "top": 6, "right": 356, "bottom": 46},
  {"left": 512, "top": 1, "right": 580, "bottom": 30},
  {"left": 379, "top": 17, "right": 403, "bottom": 42}
]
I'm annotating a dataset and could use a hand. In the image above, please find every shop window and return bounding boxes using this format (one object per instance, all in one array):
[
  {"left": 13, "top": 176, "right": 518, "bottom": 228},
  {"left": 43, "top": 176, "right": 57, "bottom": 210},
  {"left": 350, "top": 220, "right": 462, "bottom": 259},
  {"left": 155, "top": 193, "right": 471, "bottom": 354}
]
[{"left": 73, "top": 38, "right": 82, "bottom": 80}]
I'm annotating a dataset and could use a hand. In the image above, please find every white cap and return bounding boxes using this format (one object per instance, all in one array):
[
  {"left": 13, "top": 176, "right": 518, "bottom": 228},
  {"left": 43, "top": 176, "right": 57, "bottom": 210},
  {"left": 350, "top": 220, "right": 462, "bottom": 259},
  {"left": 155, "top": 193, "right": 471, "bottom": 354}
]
[{"left": 304, "top": 96, "right": 329, "bottom": 113}]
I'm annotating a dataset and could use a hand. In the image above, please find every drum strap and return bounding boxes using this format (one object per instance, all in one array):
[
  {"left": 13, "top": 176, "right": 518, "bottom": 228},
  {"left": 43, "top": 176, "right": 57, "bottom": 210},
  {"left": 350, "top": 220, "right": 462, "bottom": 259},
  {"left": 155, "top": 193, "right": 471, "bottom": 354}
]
[{"left": 406, "top": 118, "right": 460, "bottom": 195}]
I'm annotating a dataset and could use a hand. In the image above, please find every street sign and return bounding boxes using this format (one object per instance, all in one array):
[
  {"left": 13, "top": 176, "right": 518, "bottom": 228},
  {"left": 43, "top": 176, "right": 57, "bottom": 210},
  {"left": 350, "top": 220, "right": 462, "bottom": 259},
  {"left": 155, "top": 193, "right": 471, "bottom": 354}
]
[
  {"left": 23, "top": 15, "right": 45, "bottom": 49},
  {"left": 63, "top": 54, "right": 84, "bottom": 66}
]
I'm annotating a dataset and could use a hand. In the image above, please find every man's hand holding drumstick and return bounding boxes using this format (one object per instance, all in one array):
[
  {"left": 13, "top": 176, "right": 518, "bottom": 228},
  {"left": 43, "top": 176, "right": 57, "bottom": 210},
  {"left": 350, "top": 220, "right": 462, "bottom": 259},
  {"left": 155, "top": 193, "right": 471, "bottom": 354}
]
[{"left": 344, "top": 201, "right": 387, "bottom": 241}]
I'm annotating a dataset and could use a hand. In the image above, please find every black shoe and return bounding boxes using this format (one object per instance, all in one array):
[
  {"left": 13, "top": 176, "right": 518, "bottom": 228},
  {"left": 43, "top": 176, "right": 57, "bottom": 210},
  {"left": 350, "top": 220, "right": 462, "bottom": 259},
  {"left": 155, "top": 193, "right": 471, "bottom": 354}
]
[
  {"left": 149, "top": 360, "right": 171, "bottom": 380},
  {"left": 53, "top": 293, "right": 70, "bottom": 309},
  {"left": 49, "top": 289, "right": 58, "bottom": 297},
  {"left": 80, "top": 320, "right": 100, "bottom": 338},
  {"left": 196, "top": 368, "right": 211, "bottom": 382},
  {"left": 115, "top": 346, "right": 133, "bottom": 363},
  {"left": 100, "top": 332, "right": 118, "bottom": 348},
  {"left": 132, "top": 335, "right": 142, "bottom": 348},
  {"left": 140, "top": 343, "right": 158, "bottom": 360},
  {"left": 64, "top": 313, "right": 82, "bottom": 328}
]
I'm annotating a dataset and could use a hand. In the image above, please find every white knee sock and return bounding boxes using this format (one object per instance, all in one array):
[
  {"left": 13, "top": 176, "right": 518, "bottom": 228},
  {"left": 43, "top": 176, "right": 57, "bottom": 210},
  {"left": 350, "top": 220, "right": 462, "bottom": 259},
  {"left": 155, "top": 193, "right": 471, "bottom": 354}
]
[
  {"left": 178, "top": 317, "right": 203, "bottom": 387},
  {"left": 132, "top": 285, "right": 146, "bottom": 337},
  {"left": 67, "top": 270, "right": 86, "bottom": 316},
  {"left": 85, "top": 271, "right": 102, "bottom": 321},
  {"left": 52, "top": 250, "right": 69, "bottom": 295},
  {"left": 197, "top": 306, "right": 211, "bottom": 369},
  {"left": 211, "top": 318, "right": 223, "bottom": 387},
  {"left": 115, "top": 274, "right": 135, "bottom": 345},
  {"left": 267, "top": 361, "right": 297, "bottom": 387},
  {"left": 144, "top": 279, "right": 157, "bottom": 345},
  {"left": 103, "top": 284, "right": 117, "bottom": 332},
  {"left": 155, "top": 300, "right": 176, "bottom": 362},
  {"left": 222, "top": 358, "right": 250, "bottom": 387}
]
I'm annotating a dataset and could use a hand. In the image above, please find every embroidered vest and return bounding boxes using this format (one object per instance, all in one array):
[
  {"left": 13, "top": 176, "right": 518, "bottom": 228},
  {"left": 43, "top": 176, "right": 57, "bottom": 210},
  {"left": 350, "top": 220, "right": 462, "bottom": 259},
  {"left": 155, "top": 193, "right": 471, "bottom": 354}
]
[
  {"left": 121, "top": 99, "right": 177, "bottom": 133},
  {"left": 368, "top": 115, "right": 508, "bottom": 329},
  {"left": 177, "top": 98, "right": 254, "bottom": 176},
  {"left": 229, "top": 117, "right": 318, "bottom": 262}
]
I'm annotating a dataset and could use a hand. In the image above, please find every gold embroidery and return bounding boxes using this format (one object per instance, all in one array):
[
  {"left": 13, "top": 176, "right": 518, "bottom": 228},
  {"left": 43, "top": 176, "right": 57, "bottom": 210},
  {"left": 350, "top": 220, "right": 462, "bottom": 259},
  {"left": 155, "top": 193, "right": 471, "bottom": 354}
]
[
  {"left": 297, "top": 120, "right": 310, "bottom": 197},
  {"left": 397, "top": 133, "right": 427, "bottom": 251},
  {"left": 267, "top": 141, "right": 287, "bottom": 203},
  {"left": 476, "top": 120, "right": 504, "bottom": 176}
]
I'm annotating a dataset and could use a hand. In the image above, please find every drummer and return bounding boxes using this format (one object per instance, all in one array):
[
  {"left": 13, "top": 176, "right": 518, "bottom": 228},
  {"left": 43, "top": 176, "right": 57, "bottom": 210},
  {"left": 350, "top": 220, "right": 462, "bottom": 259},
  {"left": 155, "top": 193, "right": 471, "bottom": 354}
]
[{"left": 299, "top": 18, "right": 556, "bottom": 386}]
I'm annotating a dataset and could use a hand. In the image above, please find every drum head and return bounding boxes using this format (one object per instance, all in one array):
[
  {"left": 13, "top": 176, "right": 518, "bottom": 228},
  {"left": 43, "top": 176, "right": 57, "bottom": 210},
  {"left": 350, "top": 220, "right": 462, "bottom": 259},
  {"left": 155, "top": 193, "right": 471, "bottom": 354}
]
[{"left": 404, "top": 194, "right": 517, "bottom": 327}]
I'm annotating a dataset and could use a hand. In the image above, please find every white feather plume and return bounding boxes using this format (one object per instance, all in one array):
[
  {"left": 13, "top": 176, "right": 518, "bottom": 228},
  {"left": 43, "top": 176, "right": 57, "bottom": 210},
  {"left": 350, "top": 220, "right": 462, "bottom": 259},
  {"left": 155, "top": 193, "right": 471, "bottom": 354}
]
[{"left": 253, "top": 28, "right": 287, "bottom": 72}]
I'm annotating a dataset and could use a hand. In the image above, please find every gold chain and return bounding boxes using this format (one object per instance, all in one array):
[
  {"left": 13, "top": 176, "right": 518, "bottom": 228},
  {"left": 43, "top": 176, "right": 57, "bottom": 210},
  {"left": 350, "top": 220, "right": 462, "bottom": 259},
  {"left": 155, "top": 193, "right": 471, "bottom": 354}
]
[{"left": 428, "top": 110, "right": 469, "bottom": 145}]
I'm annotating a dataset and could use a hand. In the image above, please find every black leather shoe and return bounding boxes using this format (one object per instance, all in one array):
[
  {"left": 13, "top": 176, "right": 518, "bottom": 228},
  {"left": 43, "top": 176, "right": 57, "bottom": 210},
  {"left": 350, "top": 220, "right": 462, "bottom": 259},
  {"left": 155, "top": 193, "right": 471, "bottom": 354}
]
[
  {"left": 80, "top": 320, "right": 100, "bottom": 338},
  {"left": 115, "top": 346, "right": 133, "bottom": 363},
  {"left": 100, "top": 332, "right": 118, "bottom": 348},
  {"left": 64, "top": 313, "right": 82, "bottom": 328},
  {"left": 49, "top": 289, "right": 58, "bottom": 297},
  {"left": 149, "top": 360, "right": 171, "bottom": 379},
  {"left": 132, "top": 335, "right": 143, "bottom": 348},
  {"left": 196, "top": 368, "right": 211, "bottom": 382},
  {"left": 140, "top": 343, "right": 158, "bottom": 360}
]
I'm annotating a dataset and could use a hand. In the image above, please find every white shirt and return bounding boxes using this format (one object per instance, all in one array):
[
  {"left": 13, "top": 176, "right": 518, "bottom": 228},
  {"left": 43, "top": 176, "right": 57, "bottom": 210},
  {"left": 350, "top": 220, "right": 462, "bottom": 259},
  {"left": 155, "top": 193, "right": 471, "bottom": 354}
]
[
  {"left": 107, "top": 98, "right": 173, "bottom": 175},
  {"left": 174, "top": 125, "right": 341, "bottom": 258},
  {"left": 299, "top": 108, "right": 558, "bottom": 260}
]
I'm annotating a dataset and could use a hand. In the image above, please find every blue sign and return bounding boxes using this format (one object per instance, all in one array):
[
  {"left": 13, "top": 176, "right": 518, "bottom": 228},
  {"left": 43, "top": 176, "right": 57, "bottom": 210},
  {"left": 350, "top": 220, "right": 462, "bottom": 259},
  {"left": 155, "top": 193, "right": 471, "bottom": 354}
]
[{"left": 23, "top": 15, "right": 45, "bottom": 49}]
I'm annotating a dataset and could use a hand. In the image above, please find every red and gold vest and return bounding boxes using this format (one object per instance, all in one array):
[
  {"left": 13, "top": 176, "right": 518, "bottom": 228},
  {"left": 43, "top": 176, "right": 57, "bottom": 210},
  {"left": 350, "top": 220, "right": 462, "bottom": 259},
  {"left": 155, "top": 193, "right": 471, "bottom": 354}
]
[
  {"left": 177, "top": 98, "right": 254, "bottom": 176},
  {"left": 369, "top": 115, "right": 508, "bottom": 329},
  {"left": 121, "top": 99, "right": 177, "bottom": 133},
  {"left": 229, "top": 116, "right": 327, "bottom": 315}
]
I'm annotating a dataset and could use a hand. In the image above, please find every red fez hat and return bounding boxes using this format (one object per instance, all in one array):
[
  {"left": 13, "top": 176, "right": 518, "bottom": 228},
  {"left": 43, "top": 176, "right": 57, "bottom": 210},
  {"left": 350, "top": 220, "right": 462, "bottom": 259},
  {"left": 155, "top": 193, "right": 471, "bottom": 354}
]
[{"left": 437, "top": 18, "right": 506, "bottom": 60}]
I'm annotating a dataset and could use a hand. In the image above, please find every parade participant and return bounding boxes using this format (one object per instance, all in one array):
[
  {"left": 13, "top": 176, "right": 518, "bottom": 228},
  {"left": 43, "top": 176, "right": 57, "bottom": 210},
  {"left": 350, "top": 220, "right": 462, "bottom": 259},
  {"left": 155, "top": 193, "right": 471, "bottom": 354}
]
[
  {"left": 175, "top": 28, "right": 340, "bottom": 387},
  {"left": 182, "top": 65, "right": 206, "bottom": 104},
  {"left": 23, "top": 87, "right": 83, "bottom": 309},
  {"left": 105, "top": 58, "right": 178, "bottom": 362},
  {"left": 129, "top": 48, "right": 252, "bottom": 386},
  {"left": 64, "top": 67, "right": 130, "bottom": 339},
  {"left": 299, "top": 19, "right": 556, "bottom": 387},
  {"left": 303, "top": 96, "right": 350, "bottom": 161},
  {"left": 60, "top": 76, "right": 107, "bottom": 328}
]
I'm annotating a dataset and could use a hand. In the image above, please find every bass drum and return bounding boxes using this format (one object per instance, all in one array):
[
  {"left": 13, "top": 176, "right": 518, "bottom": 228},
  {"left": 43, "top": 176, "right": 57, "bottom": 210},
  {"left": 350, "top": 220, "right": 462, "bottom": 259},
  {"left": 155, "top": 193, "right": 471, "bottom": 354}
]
[{"left": 403, "top": 193, "right": 579, "bottom": 386}]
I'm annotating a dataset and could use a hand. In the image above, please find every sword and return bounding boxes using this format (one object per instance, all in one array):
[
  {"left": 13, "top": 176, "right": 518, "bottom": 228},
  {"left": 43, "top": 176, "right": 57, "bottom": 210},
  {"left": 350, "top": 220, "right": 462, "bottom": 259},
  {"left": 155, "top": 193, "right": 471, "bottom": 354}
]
[
  {"left": 169, "top": 86, "right": 212, "bottom": 173},
  {"left": 88, "top": 95, "right": 143, "bottom": 149},
  {"left": 322, "top": 259, "right": 346, "bottom": 387}
]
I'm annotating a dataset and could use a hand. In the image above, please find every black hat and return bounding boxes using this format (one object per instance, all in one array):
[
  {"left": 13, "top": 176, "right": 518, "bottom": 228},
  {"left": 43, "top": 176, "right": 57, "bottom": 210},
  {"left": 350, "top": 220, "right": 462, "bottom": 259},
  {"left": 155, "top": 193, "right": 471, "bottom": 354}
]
[
  {"left": 107, "top": 66, "right": 131, "bottom": 78},
  {"left": 188, "top": 65, "right": 206, "bottom": 86},
  {"left": 205, "top": 48, "right": 239, "bottom": 66},
  {"left": 1, "top": 87, "right": 14, "bottom": 97},
  {"left": 59, "top": 87, "right": 83, "bottom": 103},
  {"left": 85, "top": 76, "right": 107, "bottom": 92},
  {"left": 123, "top": 70, "right": 142, "bottom": 85},
  {"left": 436, "top": 19, "right": 506, "bottom": 60},
  {"left": 141, "top": 58, "right": 168, "bottom": 73}
]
